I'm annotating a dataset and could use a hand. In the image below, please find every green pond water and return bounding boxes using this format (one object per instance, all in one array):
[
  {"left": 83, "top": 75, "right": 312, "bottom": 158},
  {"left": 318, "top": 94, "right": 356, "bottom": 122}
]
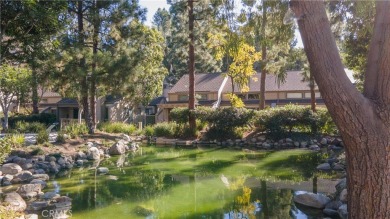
[{"left": 43, "top": 146, "right": 339, "bottom": 219}]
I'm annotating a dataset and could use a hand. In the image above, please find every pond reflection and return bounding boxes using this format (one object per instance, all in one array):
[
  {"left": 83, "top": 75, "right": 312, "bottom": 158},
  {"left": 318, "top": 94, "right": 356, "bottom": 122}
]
[{"left": 43, "top": 147, "right": 338, "bottom": 219}]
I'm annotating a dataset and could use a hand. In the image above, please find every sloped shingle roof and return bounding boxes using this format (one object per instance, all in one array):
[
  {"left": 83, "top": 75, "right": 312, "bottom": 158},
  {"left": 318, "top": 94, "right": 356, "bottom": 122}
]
[
  {"left": 169, "top": 73, "right": 226, "bottom": 93},
  {"left": 222, "top": 71, "right": 314, "bottom": 93}
]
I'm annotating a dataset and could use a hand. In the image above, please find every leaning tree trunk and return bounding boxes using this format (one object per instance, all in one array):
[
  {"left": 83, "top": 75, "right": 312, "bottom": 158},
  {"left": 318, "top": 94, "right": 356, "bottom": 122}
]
[
  {"left": 291, "top": 1, "right": 390, "bottom": 218},
  {"left": 188, "top": 0, "right": 196, "bottom": 134}
]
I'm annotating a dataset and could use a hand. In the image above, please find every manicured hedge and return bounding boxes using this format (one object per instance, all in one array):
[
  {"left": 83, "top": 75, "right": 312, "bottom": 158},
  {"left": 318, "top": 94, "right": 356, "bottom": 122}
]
[{"left": 256, "top": 104, "right": 338, "bottom": 138}]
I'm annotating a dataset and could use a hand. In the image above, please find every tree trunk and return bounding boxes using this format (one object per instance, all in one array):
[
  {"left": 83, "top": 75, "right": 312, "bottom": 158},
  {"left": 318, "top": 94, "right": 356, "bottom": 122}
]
[
  {"left": 291, "top": 1, "right": 390, "bottom": 218},
  {"left": 31, "top": 68, "right": 39, "bottom": 114},
  {"left": 90, "top": 0, "right": 99, "bottom": 134},
  {"left": 259, "top": 1, "right": 267, "bottom": 110},
  {"left": 309, "top": 71, "right": 316, "bottom": 112},
  {"left": 2, "top": 109, "right": 9, "bottom": 131},
  {"left": 188, "top": 0, "right": 196, "bottom": 134},
  {"left": 78, "top": 0, "right": 92, "bottom": 134}
]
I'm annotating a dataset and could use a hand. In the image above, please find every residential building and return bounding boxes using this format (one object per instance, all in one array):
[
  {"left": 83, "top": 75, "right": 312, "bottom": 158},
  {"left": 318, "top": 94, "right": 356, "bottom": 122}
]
[{"left": 158, "top": 70, "right": 355, "bottom": 122}]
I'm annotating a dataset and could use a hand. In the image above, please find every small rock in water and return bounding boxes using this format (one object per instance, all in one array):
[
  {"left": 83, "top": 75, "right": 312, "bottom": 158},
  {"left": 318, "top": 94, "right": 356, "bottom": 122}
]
[
  {"left": 97, "top": 167, "right": 109, "bottom": 174},
  {"left": 293, "top": 192, "right": 330, "bottom": 209}
]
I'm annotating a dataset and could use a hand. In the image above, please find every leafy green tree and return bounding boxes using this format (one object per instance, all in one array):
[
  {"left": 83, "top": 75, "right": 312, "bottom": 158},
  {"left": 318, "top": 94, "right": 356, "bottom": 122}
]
[
  {"left": 158, "top": 0, "right": 222, "bottom": 85},
  {"left": 0, "top": 64, "right": 31, "bottom": 130},
  {"left": 239, "top": 0, "right": 295, "bottom": 109},
  {"left": 55, "top": 0, "right": 165, "bottom": 133},
  {"left": 0, "top": 0, "right": 67, "bottom": 114},
  {"left": 328, "top": 0, "right": 375, "bottom": 91}
]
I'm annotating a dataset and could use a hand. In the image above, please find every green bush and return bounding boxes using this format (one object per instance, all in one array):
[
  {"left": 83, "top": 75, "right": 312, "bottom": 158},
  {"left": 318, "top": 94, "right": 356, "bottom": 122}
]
[
  {"left": 97, "top": 122, "right": 137, "bottom": 135},
  {"left": 63, "top": 123, "right": 88, "bottom": 138},
  {"left": 36, "top": 131, "right": 49, "bottom": 144},
  {"left": 205, "top": 107, "right": 256, "bottom": 140},
  {"left": 143, "top": 126, "right": 155, "bottom": 137},
  {"left": 0, "top": 138, "right": 13, "bottom": 163},
  {"left": 3, "top": 134, "right": 25, "bottom": 147},
  {"left": 30, "top": 146, "right": 45, "bottom": 155},
  {"left": 170, "top": 107, "right": 190, "bottom": 124},
  {"left": 56, "top": 131, "right": 66, "bottom": 143},
  {"left": 256, "top": 104, "right": 338, "bottom": 138},
  {"left": 15, "top": 121, "right": 46, "bottom": 133},
  {"left": 153, "top": 122, "right": 177, "bottom": 138},
  {"left": 8, "top": 113, "right": 56, "bottom": 128}
]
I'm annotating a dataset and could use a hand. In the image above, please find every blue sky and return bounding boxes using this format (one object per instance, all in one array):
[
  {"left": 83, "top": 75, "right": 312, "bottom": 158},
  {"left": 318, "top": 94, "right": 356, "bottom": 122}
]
[{"left": 139, "top": 0, "right": 169, "bottom": 26}]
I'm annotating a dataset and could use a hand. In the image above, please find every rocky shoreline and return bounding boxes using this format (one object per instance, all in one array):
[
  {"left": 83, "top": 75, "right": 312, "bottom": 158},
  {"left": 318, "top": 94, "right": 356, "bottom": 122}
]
[{"left": 0, "top": 134, "right": 140, "bottom": 219}]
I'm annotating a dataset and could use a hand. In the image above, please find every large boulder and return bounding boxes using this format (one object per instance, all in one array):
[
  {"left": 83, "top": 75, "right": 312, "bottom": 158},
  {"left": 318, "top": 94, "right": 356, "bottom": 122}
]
[
  {"left": 4, "top": 192, "right": 27, "bottom": 212},
  {"left": 293, "top": 192, "right": 331, "bottom": 209},
  {"left": 121, "top": 134, "right": 131, "bottom": 142},
  {"left": 317, "top": 163, "right": 331, "bottom": 171},
  {"left": 17, "top": 183, "right": 42, "bottom": 199},
  {"left": 30, "top": 179, "right": 47, "bottom": 189},
  {"left": 42, "top": 191, "right": 60, "bottom": 200},
  {"left": 339, "top": 189, "right": 348, "bottom": 203},
  {"left": 109, "top": 140, "right": 127, "bottom": 155},
  {"left": 87, "top": 147, "right": 100, "bottom": 160},
  {"left": 1, "top": 163, "right": 22, "bottom": 175},
  {"left": 32, "top": 173, "right": 50, "bottom": 181},
  {"left": 2, "top": 174, "right": 14, "bottom": 186},
  {"left": 11, "top": 170, "right": 33, "bottom": 184},
  {"left": 28, "top": 201, "right": 48, "bottom": 211},
  {"left": 338, "top": 204, "right": 348, "bottom": 219}
]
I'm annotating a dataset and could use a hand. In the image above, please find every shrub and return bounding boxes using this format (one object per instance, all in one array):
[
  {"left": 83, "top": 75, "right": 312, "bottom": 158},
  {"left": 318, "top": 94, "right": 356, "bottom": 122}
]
[
  {"left": 8, "top": 113, "right": 56, "bottom": 128},
  {"left": 63, "top": 123, "right": 88, "bottom": 138},
  {"left": 0, "top": 138, "right": 12, "bottom": 163},
  {"left": 30, "top": 146, "right": 45, "bottom": 155},
  {"left": 144, "top": 126, "right": 155, "bottom": 137},
  {"left": 205, "top": 107, "right": 256, "bottom": 140},
  {"left": 153, "top": 122, "right": 177, "bottom": 138},
  {"left": 36, "top": 130, "right": 49, "bottom": 144},
  {"left": 15, "top": 121, "right": 46, "bottom": 133},
  {"left": 97, "top": 122, "right": 137, "bottom": 135},
  {"left": 56, "top": 131, "right": 66, "bottom": 143},
  {"left": 170, "top": 107, "right": 190, "bottom": 124},
  {"left": 4, "top": 134, "right": 25, "bottom": 147},
  {"left": 256, "top": 104, "right": 338, "bottom": 138}
]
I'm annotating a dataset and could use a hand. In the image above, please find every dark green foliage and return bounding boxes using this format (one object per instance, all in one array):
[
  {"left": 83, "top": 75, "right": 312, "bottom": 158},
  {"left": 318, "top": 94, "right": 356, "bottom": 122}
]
[
  {"left": 63, "top": 123, "right": 88, "bottom": 139},
  {"left": 8, "top": 113, "right": 56, "bottom": 128},
  {"left": 97, "top": 122, "right": 137, "bottom": 135},
  {"left": 56, "top": 132, "right": 66, "bottom": 143},
  {"left": 14, "top": 121, "right": 46, "bottom": 133},
  {"left": 36, "top": 131, "right": 49, "bottom": 144},
  {"left": 143, "top": 126, "right": 155, "bottom": 137},
  {"left": 169, "top": 107, "right": 190, "bottom": 124},
  {"left": 30, "top": 147, "right": 45, "bottom": 156},
  {"left": 153, "top": 122, "right": 177, "bottom": 138},
  {"left": 0, "top": 138, "right": 13, "bottom": 163},
  {"left": 205, "top": 107, "right": 255, "bottom": 141},
  {"left": 256, "top": 104, "right": 338, "bottom": 139}
]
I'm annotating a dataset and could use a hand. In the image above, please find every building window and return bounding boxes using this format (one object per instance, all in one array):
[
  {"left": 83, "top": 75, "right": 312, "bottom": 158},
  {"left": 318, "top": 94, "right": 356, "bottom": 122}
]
[
  {"left": 248, "top": 94, "right": 260, "bottom": 100},
  {"left": 286, "top": 93, "right": 303, "bottom": 99},
  {"left": 304, "top": 92, "right": 321, "bottom": 98},
  {"left": 237, "top": 94, "right": 246, "bottom": 100},
  {"left": 198, "top": 94, "right": 208, "bottom": 100},
  {"left": 178, "top": 95, "right": 188, "bottom": 101}
]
